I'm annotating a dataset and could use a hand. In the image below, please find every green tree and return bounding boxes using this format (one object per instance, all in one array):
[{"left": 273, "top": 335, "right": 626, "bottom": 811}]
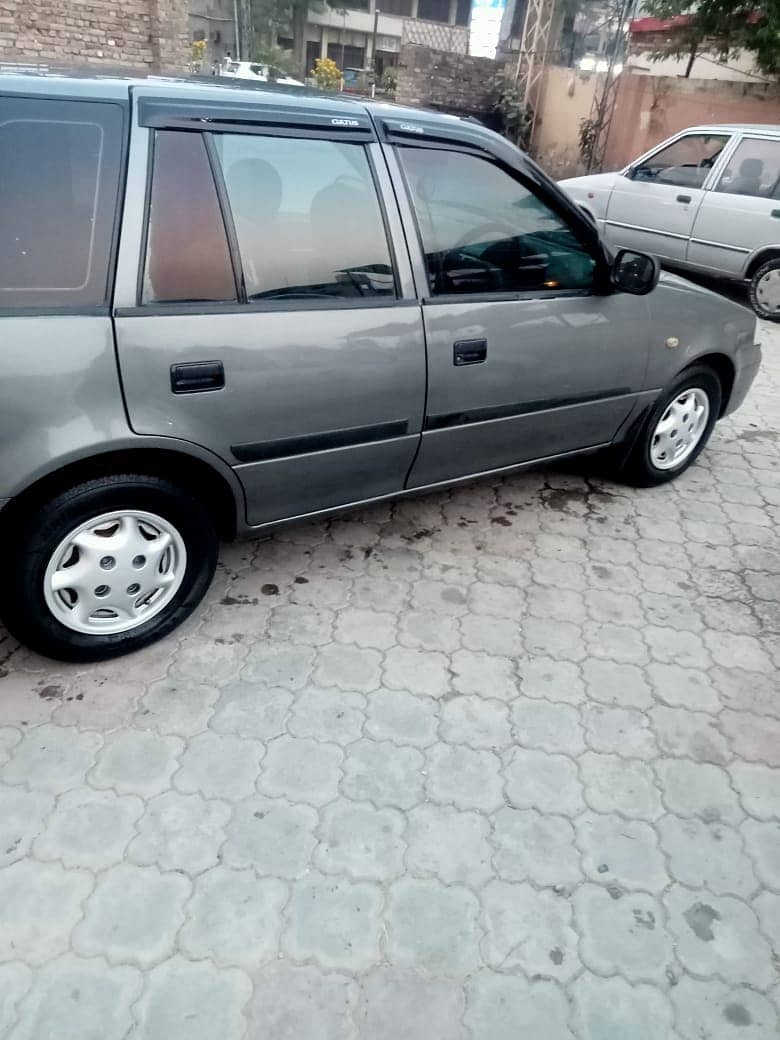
[
  {"left": 641, "top": 0, "right": 780, "bottom": 78},
  {"left": 250, "top": 0, "right": 339, "bottom": 79}
]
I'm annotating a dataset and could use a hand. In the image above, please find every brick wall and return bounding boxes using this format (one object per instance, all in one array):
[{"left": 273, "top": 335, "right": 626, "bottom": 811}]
[
  {"left": 395, "top": 42, "right": 503, "bottom": 117},
  {"left": 0, "top": 0, "right": 189, "bottom": 72}
]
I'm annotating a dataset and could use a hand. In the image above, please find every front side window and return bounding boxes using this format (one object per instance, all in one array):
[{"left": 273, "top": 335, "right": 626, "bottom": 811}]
[
  {"left": 214, "top": 134, "right": 395, "bottom": 301},
  {"left": 631, "top": 133, "right": 730, "bottom": 190},
  {"left": 0, "top": 96, "right": 124, "bottom": 310},
  {"left": 715, "top": 137, "right": 780, "bottom": 199},
  {"left": 399, "top": 147, "right": 596, "bottom": 296}
]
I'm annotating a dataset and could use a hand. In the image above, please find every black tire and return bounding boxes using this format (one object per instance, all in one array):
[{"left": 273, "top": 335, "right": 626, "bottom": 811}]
[
  {"left": 748, "top": 258, "right": 780, "bottom": 322},
  {"left": 621, "top": 365, "right": 722, "bottom": 488},
  {"left": 0, "top": 474, "right": 217, "bottom": 662}
]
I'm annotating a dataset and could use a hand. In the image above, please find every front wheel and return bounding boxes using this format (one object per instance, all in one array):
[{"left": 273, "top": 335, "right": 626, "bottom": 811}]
[
  {"left": 1, "top": 475, "right": 218, "bottom": 662},
  {"left": 749, "top": 258, "right": 780, "bottom": 322},
  {"left": 621, "top": 366, "right": 722, "bottom": 487}
]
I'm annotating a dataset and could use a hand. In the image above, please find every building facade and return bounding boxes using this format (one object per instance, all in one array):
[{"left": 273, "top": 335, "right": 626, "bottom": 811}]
[{"left": 189, "top": 0, "right": 236, "bottom": 68}]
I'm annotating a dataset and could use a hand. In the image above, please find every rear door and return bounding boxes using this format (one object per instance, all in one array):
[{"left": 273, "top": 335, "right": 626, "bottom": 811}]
[
  {"left": 689, "top": 134, "right": 780, "bottom": 277},
  {"left": 113, "top": 90, "right": 425, "bottom": 527},
  {"left": 383, "top": 130, "right": 652, "bottom": 488},
  {"left": 605, "top": 131, "right": 732, "bottom": 262}
]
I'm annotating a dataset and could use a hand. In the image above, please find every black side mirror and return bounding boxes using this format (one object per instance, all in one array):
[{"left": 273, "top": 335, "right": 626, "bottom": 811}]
[{"left": 611, "top": 248, "right": 660, "bottom": 295}]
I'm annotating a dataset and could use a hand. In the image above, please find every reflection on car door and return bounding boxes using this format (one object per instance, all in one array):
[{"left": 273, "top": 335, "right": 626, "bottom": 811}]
[
  {"left": 391, "top": 145, "right": 653, "bottom": 488},
  {"left": 113, "top": 96, "right": 426, "bottom": 527},
  {"left": 605, "top": 132, "right": 731, "bottom": 261},
  {"left": 689, "top": 135, "right": 780, "bottom": 277}
]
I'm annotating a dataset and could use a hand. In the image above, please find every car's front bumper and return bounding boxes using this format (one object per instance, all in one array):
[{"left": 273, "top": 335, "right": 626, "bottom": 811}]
[{"left": 724, "top": 342, "right": 762, "bottom": 416}]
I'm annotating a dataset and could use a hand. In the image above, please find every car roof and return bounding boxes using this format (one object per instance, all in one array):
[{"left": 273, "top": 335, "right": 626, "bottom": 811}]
[{"left": 685, "top": 123, "right": 780, "bottom": 135}]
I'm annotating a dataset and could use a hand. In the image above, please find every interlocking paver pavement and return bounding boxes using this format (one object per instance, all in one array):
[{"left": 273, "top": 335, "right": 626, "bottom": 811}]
[{"left": 0, "top": 315, "right": 779, "bottom": 1038}]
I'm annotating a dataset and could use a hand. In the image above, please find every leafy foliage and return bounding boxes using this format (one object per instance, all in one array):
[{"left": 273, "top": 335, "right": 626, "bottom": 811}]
[
  {"left": 312, "top": 56, "right": 343, "bottom": 89},
  {"left": 642, "top": 0, "right": 780, "bottom": 77},
  {"left": 487, "top": 73, "right": 534, "bottom": 150}
]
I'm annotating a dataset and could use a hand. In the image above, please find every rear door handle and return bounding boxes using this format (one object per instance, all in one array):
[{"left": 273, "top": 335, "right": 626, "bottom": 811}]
[
  {"left": 170, "top": 361, "right": 225, "bottom": 394},
  {"left": 454, "top": 339, "right": 487, "bottom": 366},
  {"left": 772, "top": 209, "right": 780, "bottom": 219},
  {"left": 677, "top": 194, "right": 692, "bottom": 204}
]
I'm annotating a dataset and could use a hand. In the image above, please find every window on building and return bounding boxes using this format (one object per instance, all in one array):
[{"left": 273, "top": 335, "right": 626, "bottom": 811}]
[
  {"left": 380, "top": 0, "right": 413, "bottom": 15},
  {"left": 214, "top": 133, "right": 395, "bottom": 301},
  {"left": 455, "top": 0, "right": 471, "bottom": 26},
  {"left": 417, "top": 0, "right": 450, "bottom": 21},
  {"left": 0, "top": 97, "right": 124, "bottom": 310},
  {"left": 327, "top": 43, "right": 366, "bottom": 68},
  {"left": 143, "top": 131, "right": 237, "bottom": 304},
  {"left": 305, "top": 40, "right": 321, "bottom": 73},
  {"left": 399, "top": 147, "right": 596, "bottom": 296},
  {"left": 631, "top": 133, "right": 730, "bottom": 190},
  {"left": 716, "top": 137, "right": 780, "bottom": 199}
]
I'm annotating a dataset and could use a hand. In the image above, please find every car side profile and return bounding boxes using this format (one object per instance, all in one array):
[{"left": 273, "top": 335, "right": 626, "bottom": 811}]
[
  {"left": 0, "top": 75, "right": 761, "bottom": 660},
  {"left": 559, "top": 124, "right": 780, "bottom": 321}
]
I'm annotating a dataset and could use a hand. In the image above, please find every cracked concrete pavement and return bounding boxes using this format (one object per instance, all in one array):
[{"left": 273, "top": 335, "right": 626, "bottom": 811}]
[{"left": 0, "top": 316, "right": 779, "bottom": 1039}]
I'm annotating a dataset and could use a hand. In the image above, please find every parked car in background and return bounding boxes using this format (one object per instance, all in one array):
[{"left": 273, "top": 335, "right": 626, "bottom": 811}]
[
  {"left": 219, "top": 59, "right": 303, "bottom": 86},
  {"left": 560, "top": 124, "right": 780, "bottom": 321},
  {"left": 0, "top": 76, "right": 761, "bottom": 661}
]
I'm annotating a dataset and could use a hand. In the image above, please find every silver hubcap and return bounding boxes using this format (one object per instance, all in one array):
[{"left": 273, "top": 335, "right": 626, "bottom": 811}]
[
  {"left": 756, "top": 268, "right": 780, "bottom": 312},
  {"left": 43, "top": 510, "right": 187, "bottom": 635},
  {"left": 650, "top": 387, "right": 710, "bottom": 471}
]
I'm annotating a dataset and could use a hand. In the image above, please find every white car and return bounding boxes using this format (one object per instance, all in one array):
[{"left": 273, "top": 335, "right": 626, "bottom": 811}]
[
  {"left": 560, "top": 123, "right": 780, "bottom": 320},
  {"left": 219, "top": 60, "right": 303, "bottom": 87}
]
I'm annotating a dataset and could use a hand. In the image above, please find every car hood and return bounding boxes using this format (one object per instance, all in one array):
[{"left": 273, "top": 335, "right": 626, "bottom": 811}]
[{"left": 558, "top": 171, "right": 619, "bottom": 191}]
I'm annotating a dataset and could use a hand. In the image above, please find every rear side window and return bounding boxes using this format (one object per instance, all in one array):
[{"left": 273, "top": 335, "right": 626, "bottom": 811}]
[
  {"left": 0, "top": 96, "right": 124, "bottom": 311},
  {"left": 143, "top": 131, "right": 237, "bottom": 304},
  {"left": 715, "top": 137, "right": 780, "bottom": 199},
  {"left": 213, "top": 134, "right": 395, "bottom": 301}
]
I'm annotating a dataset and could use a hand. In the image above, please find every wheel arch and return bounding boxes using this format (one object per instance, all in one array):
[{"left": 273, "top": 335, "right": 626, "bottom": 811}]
[
  {"left": 0, "top": 447, "right": 242, "bottom": 541},
  {"left": 745, "top": 247, "right": 780, "bottom": 281},
  {"left": 680, "top": 352, "right": 735, "bottom": 418}
]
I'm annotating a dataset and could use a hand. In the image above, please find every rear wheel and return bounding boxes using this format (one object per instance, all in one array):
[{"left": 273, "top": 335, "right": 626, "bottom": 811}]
[
  {"left": 621, "top": 366, "right": 721, "bottom": 487},
  {"left": 1, "top": 475, "right": 217, "bottom": 662},
  {"left": 749, "top": 258, "right": 780, "bottom": 322}
]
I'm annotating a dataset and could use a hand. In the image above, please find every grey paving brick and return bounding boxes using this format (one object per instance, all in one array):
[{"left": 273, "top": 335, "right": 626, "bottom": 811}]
[
  {"left": 704, "top": 630, "right": 775, "bottom": 673},
  {"left": 450, "top": 649, "right": 518, "bottom": 701},
  {"left": 482, "top": 880, "right": 579, "bottom": 980},
  {"left": 268, "top": 603, "right": 335, "bottom": 646},
  {"left": 571, "top": 974, "right": 675, "bottom": 1040},
  {"left": 245, "top": 964, "right": 357, "bottom": 1040},
  {"left": 134, "top": 679, "right": 219, "bottom": 737},
  {"left": 647, "top": 662, "right": 720, "bottom": 712},
  {"left": 364, "top": 688, "right": 439, "bottom": 747},
  {"left": 283, "top": 873, "right": 382, "bottom": 971},
  {"left": 315, "top": 643, "right": 382, "bottom": 691},
  {"left": 491, "top": 806, "right": 581, "bottom": 886},
  {"left": 397, "top": 609, "right": 463, "bottom": 655},
  {"left": 288, "top": 687, "right": 365, "bottom": 744},
  {"left": 582, "top": 659, "right": 654, "bottom": 709},
  {"left": 657, "top": 816, "right": 758, "bottom": 897},
  {"left": 33, "top": 787, "right": 142, "bottom": 871},
  {"left": 440, "top": 695, "right": 512, "bottom": 750},
  {"left": 2, "top": 724, "right": 101, "bottom": 794},
  {"left": 335, "top": 607, "right": 397, "bottom": 651},
  {"left": 73, "top": 863, "right": 190, "bottom": 968},
  {"left": 89, "top": 729, "right": 183, "bottom": 798},
  {"left": 582, "top": 704, "right": 657, "bottom": 759},
  {"left": 426, "top": 743, "right": 504, "bottom": 812},
  {"left": 464, "top": 973, "right": 574, "bottom": 1040},
  {"left": 0, "top": 729, "right": 20, "bottom": 767},
  {"left": 720, "top": 709, "right": 780, "bottom": 766},
  {"left": 753, "top": 889, "right": 780, "bottom": 951},
  {"left": 0, "top": 962, "right": 32, "bottom": 1038},
  {"left": 730, "top": 761, "right": 780, "bottom": 819},
  {"left": 0, "top": 787, "right": 52, "bottom": 867},
  {"left": 356, "top": 967, "right": 466, "bottom": 1040},
  {"left": 178, "top": 867, "right": 287, "bottom": 967},
  {"left": 575, "top": 884, "right": 672, "bottom": 984},
  {"left": 127, "top": 790, "right": 230, "bottom": 874},
  {"left": 741, "top": 818, "right": 780, "bottom": 888},
  {"left": 10, "top": 955, "right": 141, "bottom": 1040},
  {"left": 580, "top": 751, "right": 663, "bottom": 820},
  {"left": 175, "top": 730, "right": 264, "bottom": 801},
  {"left": 649, "top": 705, "right": 730, "bottom": 764},
  {"left": 460, "top": 614, "right": 523, "bottom": 656},
  {"left": 512, "top": 700, "right": 585, "bottom": 755},
  {"left": 576, "top": 812, "right": 668, "bottom": 892},
  {"left": 382, "top": 646, "right": 450, "bottom": 697},
  {"left": 222, "top": 795, "right": 317, "bottom": 877},
  {"left": 342, "top": 738, "right": 424, "bottom": 809},
  {"left": 315, "top": 800, "right": 405, "bottom": 880},
  {"left": 170, "top": 640, "right": 247, "bottom": 685},
  {"left": 0, "top": 859, "right": 92, "bottom": 964},
  {"left": 406, "top": 803, "right": 492, "bottom": 888},
  {"left": 209, "top": 682, "right": 292, "bottom": 740},
  {"left": 672, "top": 977, "right": 778, "bottom": 1040},
  {"left": 517, "top": 657, "right": 586, "bottom": 704},
  {"left": 655, "top": 759, "right": 743, "bottom": 824},
  {"left": 665, "top": 885, "right": 775, "bottom": 988},
  {"left": 130, "top": 956, "right": 251, "bottom": 1040},
  {"left": 522, "top": 616, "right": 586, "bottom": 661},
  {"left": 504, "top": 747, "right": 583, "bottom": 815},
  {"left": 385, "top": 879, "right": 481, "bottom": 974}
]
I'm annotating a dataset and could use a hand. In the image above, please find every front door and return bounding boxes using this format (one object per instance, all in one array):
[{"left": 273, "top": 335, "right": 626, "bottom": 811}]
[
  {"left": 391, "top": 145, "right": 652, "bottom": 488},
  {"left": 114, "top": 94, "right": 425, "bottom": 527},
  {"left": 605, "top": 131, "right": 731, "bottom": 262},
  {"left": 689, "top": 134, "right": 780, "bottom": 277}
]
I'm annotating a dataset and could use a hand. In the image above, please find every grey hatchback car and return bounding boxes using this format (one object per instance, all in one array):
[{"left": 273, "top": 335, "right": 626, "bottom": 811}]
[{"left": 0, "top": 74, "right": 761, "bottom": 660}]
